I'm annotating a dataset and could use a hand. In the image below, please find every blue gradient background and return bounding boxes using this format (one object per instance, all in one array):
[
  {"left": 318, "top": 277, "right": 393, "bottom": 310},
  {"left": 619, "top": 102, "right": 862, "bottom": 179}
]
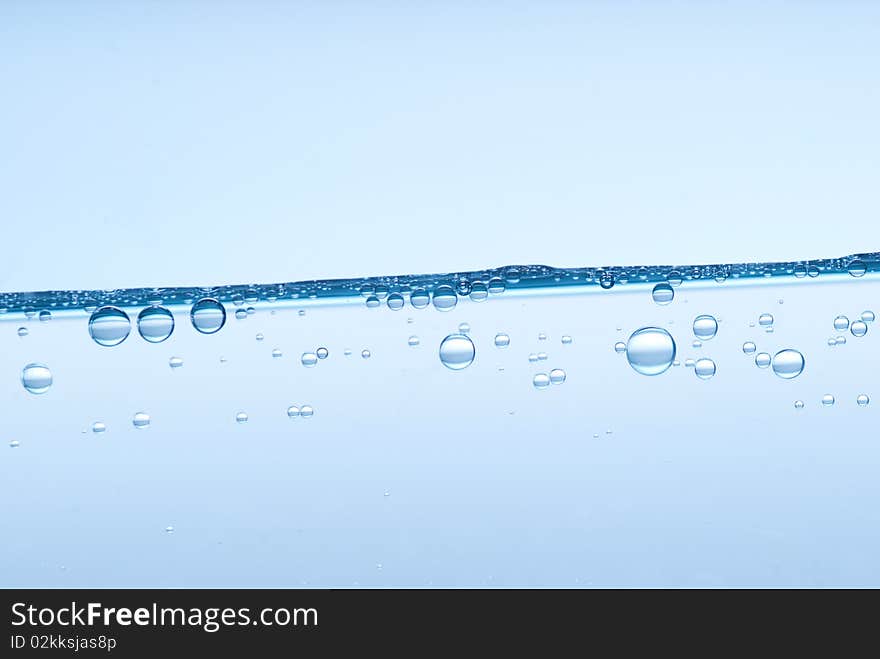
[{"left": 2, "top": 2, "right": 880, "bottom": 588}]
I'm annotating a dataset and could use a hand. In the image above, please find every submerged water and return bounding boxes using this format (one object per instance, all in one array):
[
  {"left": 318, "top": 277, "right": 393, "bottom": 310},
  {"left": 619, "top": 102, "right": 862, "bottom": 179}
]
[{"left": 2, "top": 253, "right": 879, "bottom": 586}]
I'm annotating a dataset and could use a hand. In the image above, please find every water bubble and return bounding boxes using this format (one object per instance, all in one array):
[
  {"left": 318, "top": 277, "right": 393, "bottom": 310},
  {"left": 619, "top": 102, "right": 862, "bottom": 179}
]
[
  {"left": 755, "top": 353, "right": 771, "bottom": 368},
  {"left": 771, "top": 349, "right": 805, "bottom": 379},
  {"left": 561, "top": 335, "right": 572, "bottom": 345},
  {"left": 190, "top": 299, "right": 226, "bottom": 334},
  {"left": 827, "top": 337, "right": 837, "bottom": 346},
  {"left": 692, "top": 340, "right": 702, "bottom": 348},
  {"left": 169, "top": 356, "right": 184, "bottom": 368},
  {"left": 692, "top": 315, "right": 718, "bottom": 340},
  {"left": 286, "top": 405, "right": 300, "bottom": 418},
  {"left": 271, "top": 348, "right": 283, "bottom": 358},
  {"left": 235, "top": 412, "right": 248, "bottom": 423},
  {"left": 410, "top": 290, "right": 430, "bottom": 309},
  {"left": 833, "top": 315, "right": 850, "bottom": 331},
  {"left": 598, "top": 272, "right": 614, "bottom": 289},
  {"left": 494, "top": 333, "right": 510, "bottom": 348},
  {"left": 235, "top": 309, "right": 247, "bottom": 320},
  {"left": 408, "top": 336, "right": 420, "bottom": 347},
  {"left": 137, "top": 306, "right": 175, "bottom": 343},
  {"left": 365, "top": 296, "right": 380, "bottom": 308},
  {"left": 533, "top": 373, "right": 551, "bottom": 388},
  {"left": 387, "top": 293, "right": 405, "bottom": 310},
  {"left": 625, "top": 327, "right": 676, "bottom": 376},
  {"left": 38, "top": 310, "right": 51, "bottom": 322},
  {"left": 487, "top": 278, "right": 506, "bottom": 294},
  {"left": 684, "top": 358, "right": 695, "bottom": 368},
  {"left": 851, "top": 321, "right": 868, "bottom": 337},
  {"left": 456, "top": 279, "right": 472, "bottom": 296},
  {"left": 538, "top": 333, "right": 547, "bottom": 341},
  {"left": 794, "top": 400, "right": 804, "bottom": 409},
  {"left": 857, "top": 394, "right": 869, "bottom": 406},
  {"left": 848, "top": 259, "right": 867, "bottom": 277},
  {"left": 666, "top": 270, "right": 683, "bottom": 287},
  {"left": 439, "top": 333, "right": 475, "bottom": 370},
  {"left": 361, "top": 349, "right": 371, "bottom": 359},
  {"left": 821, "top": 394, "right": 835, "bottom": 407},
  {"left": 301, "top": 352, "right": 318, "bottom": 367},
  {"left": 300, "top": 405, "right": 314, "bottom": 417},
  {"left": 92, "top": 422, "right": 106, "bottom": 433},
  {"left": 89, "top": 306, "right": 131, "bottom": 346},
  {"left": 694, "top": 358, "right": 716, "bottom": 379},
  {"left": 742, "top": 342, "right": 756, "bottom": 354},
  {"left": 536, "top": 352, "right": 547, "bottom": 361},
  {"left": 549, "top": 369, "right": 566, "bottom": 384},
  {"left": 758, "top": 313, "right": 774, "bottom": 327},
  {"left": 432, "top": 286, "right": 458, "bottom": 312},
  {"left": 255, "top": 333, "right": 264, "bottom": 341},
  {"left": 836, "top": 335, "right": 847, "bottom": 345},
  {"left": 165, "top": 526, "right": 174, "bottom": 534},
  {"left": 861, "top": 310, "right": 875, "bottom": 323},
  {"left": 528, "top": 353, "right": 539, "bottom": 362},
  {"left": 9, "top": 440, "right": 20, "bottom": 448},
  {"left": 651, "top": 283, "right": 674, "bottom": 305},
  {"left": 614, "top": 341, "right": 626, "bottom": 354},
  {"left": 316, "top": 347, "right": 329, "bottom": 359},
  {"left": 458, "top": 322, "right": 471, "bottom": 333},
  {"left": 469, "top": 283, "right": 488, "bottom": 302},
  {"left": 132, "top": 412, "right": 151, "bottom": 428},
  {"left": 17, "top": 327, "right": 28, "bottom": 337},
  {"left": 246, "top": 306, "right": 255, "bottom": 315},
  {"left": 21, "top": 363, "right": 52, "bottom": 394}
]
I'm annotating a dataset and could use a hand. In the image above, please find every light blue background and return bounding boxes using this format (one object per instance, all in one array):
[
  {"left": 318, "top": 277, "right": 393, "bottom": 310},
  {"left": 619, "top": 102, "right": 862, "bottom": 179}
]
[{"left": 1, "top": 2, "right": 879, "bottom": 292}]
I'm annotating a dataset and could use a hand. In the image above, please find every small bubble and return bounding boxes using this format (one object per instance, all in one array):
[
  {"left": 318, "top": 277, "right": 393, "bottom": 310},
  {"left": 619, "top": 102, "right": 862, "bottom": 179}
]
[
  {"left": 458, "top": 322, "right": 471, "bottom": 333},
  {"left": 344, "top": 349, "right": 352, "bottom": 356},
  {"left": 692, "top": 315, "right": 718, "bottom": 340},
  {"left": 857, "top": 394, "right": 869, "bottom": 406},
  {"left": 836, "top": 335, "right": 847, "bottom": 345},
  {"left": 38, "top": 310, "right": 51, "bottom": 322},
  {"left": 533, "top": 373, "right": 551, "bottom": 388},
  {"left": 742, "top": 342, "right": 756, "bottom": 354},
  {"left": 684, "top": 358, "right": 695, "bottom": 367},
  {"left": 271, "top": 348, "right": 282, "bottom": 358},
  {"left": 755, "top": 353, "right": 771, "bottom": 368},
  {"left": 537, "top": 352, "right": 548, "bottom": 361},
  {"left": 487, "top": 278, "right": 506, "bottom": 294},
  {"left": 794, "top": 400, "right": 804, "bottom": 409},
  {"left": 614, "top": 341, "right": 626, "bottom": 353},
  {"left": 235, "top": 309, "right": 247, "bottom": 320},
  {"left": 666, "top": 270, "right": 683, "bottom": 287},
  {"left": 169, "top": 356, "right": 184, "bottom": 368},
  {"left": 439, "top": 334, "right": 475, "bottom": 370},
  {"left": 298, "top": 309, "right": 306, "bottom": 317},
  {"left": 235, "top": 412, "right": 248, "bottom": 423},
  {"left": 851, "top": 321, "right": 868, "bottom": 337},
  {"left": 287, "top": 405, "right": 300, "bottom": 418},
  {"left": 300, "top": 405, "right": 314, "bottom": 417},
  {"left": 361, "top": 349, "right": 371, "bottom": 359},
  {"left": 821, "top": 394, "right": 835, "bottom": 407},
  {"left": 561, "top": 335, "right": 572, "bottom": 345},
  {"left": 9, "top": 440, "right": 20, "bottom": 448},
  {"left": 301, "top": 352, "right": 318, "bottom": 367},
  {"left": 410, "top": 290, "right": 430, "bottom": 309},
  {"left": 528, "top": 353, "right": 539, "bottom": 362},
  {"left": 771, "top": 349, "right": 805, "bottom": 379},
  {"left": 92, "top": 422, "right": 106, "bottom": 433},
  {"left": 89, "top": 306, "right": 132, "bottom": 346},
  {"left": 432, "top": 285, "right": 458, "bottom": 312},
  {"left": 847, "top": 259, "right": 867, "bottom": 277},
  {"left": 408, "top": 336, "right": 420, "bottom": 347},
  {"left": 165, "top": 526, "right": 174, "bottom": 534},
  {"left": 692, "top": 340, "right": 702, "bottom": 348},
  {"left": 137, "top": 306, "right": 175, "bottom": 343},
  {"left": 833, "top": 315, "right": 850, "bottom": 331},
  {"left": 469, "top": 283, "right": 489, "bottom": 302},
  {"left": 625, "top": 327, "right": 676, "bottom": 376},
  {"left": 694, "top": 358, "right": 716, "bottom": 379},
  {"left": 827, "top": 337, "right": 837, "bottom": 346},
  {"left": 651, "top": 283, "right": 674, "bottom": 305},
  {"left": 549, "top": 368, "right": 566, "bottom": 384},
  {"left": 387, "top": 293, "right": 405, "bottom": 310},
  {"left": 17, "top": 327, "right": 28, "bottom": 337},
  {"left": 494, "top": 333, "right": 510, "bottom": 348},
  {"left": 758, "top": 313, "right": 774, "bottom": 327},
  {"left": 21, "top": 363, "right": 52, "bottom": 394},
  {"left": 538, "top": 333, "right": 547, "bottom": 341},
  {"left": 246, "top": 307, "right": 255, "bottom": 315},
  {"left": 132, "top": 412, "right": 151, "bottom": 428},
  {"left": 861, "top": 310, "right": 875, "bottom": 323},
  {"left": 365, "top": 296, "right": 380, "bottom": 308},
  {"left": 190, "top": 299, "right": 226, "bottom": 334},
  {"left": 316, "top": 347, "right": 329, "bottom": 359}
]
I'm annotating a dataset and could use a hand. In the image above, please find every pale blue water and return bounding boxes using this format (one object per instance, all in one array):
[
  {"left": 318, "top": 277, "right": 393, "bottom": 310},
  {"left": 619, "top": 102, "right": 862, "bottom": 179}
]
[{"left": 2, "top": 254, "right": 879, "bottom": 586}]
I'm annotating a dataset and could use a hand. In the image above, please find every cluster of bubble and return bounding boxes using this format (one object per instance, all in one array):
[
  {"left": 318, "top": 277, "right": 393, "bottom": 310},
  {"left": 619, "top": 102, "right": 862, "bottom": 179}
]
[
  {"left": 795, "top": 394, "right": 870, "bottom": 409},
  {"left": 86, "top": 300, "right": 227, "bottom": 348},
  {"left": 828, "top": 311, "right": 873, "bottom": 345},
  {"left": 301, "top": 347, "right": 330, "bottom": 367},
  {"left": 533, "top": 369, "right": 566, "bottom": 389}
]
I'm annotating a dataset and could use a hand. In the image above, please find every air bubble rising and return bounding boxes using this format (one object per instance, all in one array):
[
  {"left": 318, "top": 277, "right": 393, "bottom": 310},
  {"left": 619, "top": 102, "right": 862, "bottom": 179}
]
[
  {"left": 771, "top": 349, "right": 805, "bottom": 379},
  {"left": 21, "top": 363, "right": 52, "bottom": 394},
  {"left": 652, "top": 283, "right": 674, "bottom": 305},
  {"left": 137, "top": 306, "right": 175, "bottom": 343},
  {"left": 625, "top": 327, "right": 676, "bottom": 376},
  {"left": 89, "top": 306, "right": 131, "bottom": 346},
  {"left": 190, "top": 299, "right": 226, "bottom": 334},
  {"left": 439, "top": 333, "right": 475, "bottom": 370}
]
